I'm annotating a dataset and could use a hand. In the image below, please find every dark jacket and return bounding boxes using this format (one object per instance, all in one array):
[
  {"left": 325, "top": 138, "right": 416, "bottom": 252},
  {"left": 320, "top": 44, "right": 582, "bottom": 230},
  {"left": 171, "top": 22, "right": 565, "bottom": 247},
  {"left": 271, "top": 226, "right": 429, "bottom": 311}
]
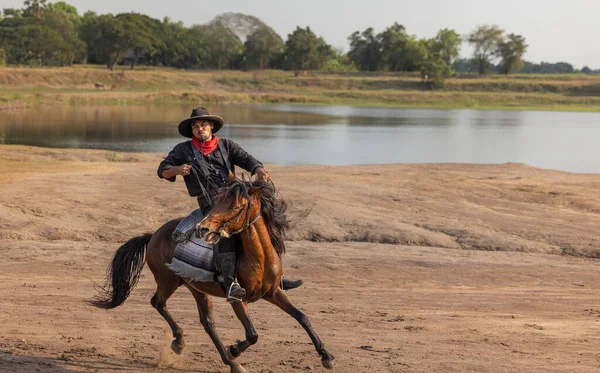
[{"left": 157, "top": 138, "right": 263, "bottom": 204}]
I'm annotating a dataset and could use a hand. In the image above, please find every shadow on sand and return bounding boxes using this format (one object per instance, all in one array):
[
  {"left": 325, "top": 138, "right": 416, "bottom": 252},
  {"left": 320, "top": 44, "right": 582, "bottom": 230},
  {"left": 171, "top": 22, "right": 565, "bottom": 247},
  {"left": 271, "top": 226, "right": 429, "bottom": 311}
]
[{"left": 0, "top": 351, "right": 216, "bottom": 373}]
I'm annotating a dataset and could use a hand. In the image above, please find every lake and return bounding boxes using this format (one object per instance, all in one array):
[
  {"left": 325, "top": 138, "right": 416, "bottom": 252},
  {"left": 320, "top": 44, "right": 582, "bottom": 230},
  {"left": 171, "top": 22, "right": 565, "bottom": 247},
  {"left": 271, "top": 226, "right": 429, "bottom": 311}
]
[{"left": 1, "top": 104, "right": 599, "bottom": 173}]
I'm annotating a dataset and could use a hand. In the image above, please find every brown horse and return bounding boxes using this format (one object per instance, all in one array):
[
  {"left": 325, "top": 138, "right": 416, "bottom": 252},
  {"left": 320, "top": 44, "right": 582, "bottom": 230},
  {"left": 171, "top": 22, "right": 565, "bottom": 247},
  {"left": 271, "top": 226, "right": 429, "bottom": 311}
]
[{"left": 92, "top": 180, "right": 335, "bottom": 373}]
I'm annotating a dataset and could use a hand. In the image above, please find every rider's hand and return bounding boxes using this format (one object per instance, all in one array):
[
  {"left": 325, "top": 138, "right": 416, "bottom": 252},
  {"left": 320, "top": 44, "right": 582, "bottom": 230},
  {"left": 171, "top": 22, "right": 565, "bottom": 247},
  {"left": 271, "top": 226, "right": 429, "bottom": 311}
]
[
  {"left": 254, "top": 167, "right": 270, "bottom": 182},
  {"left": 180, "top": 164, "right": 192, "bottom": 176}
]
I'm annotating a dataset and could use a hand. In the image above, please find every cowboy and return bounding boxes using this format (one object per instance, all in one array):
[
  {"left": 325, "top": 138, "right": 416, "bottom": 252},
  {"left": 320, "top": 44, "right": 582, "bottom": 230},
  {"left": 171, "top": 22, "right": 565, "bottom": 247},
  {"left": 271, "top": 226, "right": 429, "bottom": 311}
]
[{"left": 157, "top": 107, "right": 270, "bottom": 302}]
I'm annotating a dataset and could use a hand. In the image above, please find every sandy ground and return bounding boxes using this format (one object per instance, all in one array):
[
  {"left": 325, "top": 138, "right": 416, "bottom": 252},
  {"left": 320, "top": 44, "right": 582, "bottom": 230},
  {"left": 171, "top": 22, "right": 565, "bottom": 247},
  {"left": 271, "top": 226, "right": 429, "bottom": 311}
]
[{"left": 0, "top": 145, "right": 599, "bottom": 373}]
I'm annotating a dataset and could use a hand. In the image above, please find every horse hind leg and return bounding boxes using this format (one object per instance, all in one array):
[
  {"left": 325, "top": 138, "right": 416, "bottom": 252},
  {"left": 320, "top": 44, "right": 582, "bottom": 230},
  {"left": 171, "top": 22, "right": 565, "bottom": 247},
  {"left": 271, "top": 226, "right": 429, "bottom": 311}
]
[
  {"left": 150, "top": 282, "right": 185, "bottom": 354},
  {"left": 265, "top": 288, "right": 335, "bottom": 370},
  {"left": 226, "top": 301, "right": 258, "bottom": 360}
]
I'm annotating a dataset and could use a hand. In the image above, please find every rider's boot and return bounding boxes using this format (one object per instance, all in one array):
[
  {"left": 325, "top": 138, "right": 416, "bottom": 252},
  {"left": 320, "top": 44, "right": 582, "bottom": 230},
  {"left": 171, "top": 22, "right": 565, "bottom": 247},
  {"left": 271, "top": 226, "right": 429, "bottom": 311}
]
[
  {"left": 216, "top": 251, "right": 246, "bottom": 303},
  {"left": 172, "top": 208, "right": 204, "bottom": 243},
  {"left": 281, "top": 277, "right": 303, "bottom": 290}
]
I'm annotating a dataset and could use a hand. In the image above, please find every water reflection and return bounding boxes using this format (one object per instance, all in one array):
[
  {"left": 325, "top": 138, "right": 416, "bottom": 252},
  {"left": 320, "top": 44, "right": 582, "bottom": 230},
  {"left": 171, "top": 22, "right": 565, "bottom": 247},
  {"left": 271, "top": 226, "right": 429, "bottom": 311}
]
[
  {"left": 1, "top": 104, "right": 599, "bottom": 173},
  {"left": 0, "top": 105, "right": 340, "bottom": 152}
]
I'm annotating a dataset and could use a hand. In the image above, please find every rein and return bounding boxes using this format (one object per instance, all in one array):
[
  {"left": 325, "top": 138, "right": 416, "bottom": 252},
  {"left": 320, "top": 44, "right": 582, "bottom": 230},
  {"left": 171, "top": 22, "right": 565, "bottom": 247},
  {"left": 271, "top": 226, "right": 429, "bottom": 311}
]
[{"left": 189, "top": 164, "right": 214, "bottom": 208}]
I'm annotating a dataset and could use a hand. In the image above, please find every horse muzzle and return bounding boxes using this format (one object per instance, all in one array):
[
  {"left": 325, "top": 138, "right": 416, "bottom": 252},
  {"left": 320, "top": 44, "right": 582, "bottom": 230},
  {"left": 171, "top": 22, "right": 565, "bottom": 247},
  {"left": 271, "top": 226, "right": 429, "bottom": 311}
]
[
  {"left": 197, "top": 226, "right": 222, "bottom": 244},
  {"left": 206, "top": 231, "right": 222, "bottom": 244}
]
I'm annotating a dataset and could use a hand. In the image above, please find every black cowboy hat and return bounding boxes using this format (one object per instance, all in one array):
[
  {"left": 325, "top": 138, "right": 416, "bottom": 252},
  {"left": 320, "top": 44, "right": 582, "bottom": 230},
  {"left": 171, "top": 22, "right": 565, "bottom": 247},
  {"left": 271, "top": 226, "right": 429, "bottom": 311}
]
[{"left": 178, "top": 107, "right": 224, "bottom": 138}]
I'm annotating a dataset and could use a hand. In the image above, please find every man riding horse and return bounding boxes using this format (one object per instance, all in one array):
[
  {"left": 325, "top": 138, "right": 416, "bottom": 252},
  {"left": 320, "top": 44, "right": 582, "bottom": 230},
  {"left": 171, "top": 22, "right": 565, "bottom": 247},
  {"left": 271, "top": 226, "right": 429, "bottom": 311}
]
[
  {"left": 95, "top": 107, "right": 334, "bottom": 370},
  {"left": 158, "top": 107, "right": 271, "bottom": 302}
]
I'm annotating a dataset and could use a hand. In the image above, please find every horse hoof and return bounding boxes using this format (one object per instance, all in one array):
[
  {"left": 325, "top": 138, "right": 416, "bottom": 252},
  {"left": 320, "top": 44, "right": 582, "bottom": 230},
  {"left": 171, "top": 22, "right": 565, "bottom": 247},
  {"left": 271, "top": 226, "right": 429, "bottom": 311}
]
[
  {"left": 322, "top": 357, "right": 335, "bottom": 370},
  {"left": 170, "top": 340, "right": 184, "bottom": 355},
  {"left": 226, "top": 346, "right": 238, "bottom": 361},
  {"left": 230, "top": 364, "right": 247, "bottom": 373}
]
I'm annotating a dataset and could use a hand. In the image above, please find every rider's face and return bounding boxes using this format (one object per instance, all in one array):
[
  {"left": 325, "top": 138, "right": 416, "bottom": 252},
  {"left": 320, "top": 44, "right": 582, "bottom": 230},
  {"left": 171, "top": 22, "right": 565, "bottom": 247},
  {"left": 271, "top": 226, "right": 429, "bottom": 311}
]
[{"left": 191, "top": 120, "right": 214, "bottom": 141}]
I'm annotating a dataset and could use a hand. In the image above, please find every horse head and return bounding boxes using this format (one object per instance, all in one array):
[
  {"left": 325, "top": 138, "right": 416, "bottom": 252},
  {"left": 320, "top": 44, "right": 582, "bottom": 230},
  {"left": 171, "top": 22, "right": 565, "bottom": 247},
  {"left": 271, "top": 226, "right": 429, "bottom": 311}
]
[{"left": 197, "top": 181, "right": 262, "bottom": 244}]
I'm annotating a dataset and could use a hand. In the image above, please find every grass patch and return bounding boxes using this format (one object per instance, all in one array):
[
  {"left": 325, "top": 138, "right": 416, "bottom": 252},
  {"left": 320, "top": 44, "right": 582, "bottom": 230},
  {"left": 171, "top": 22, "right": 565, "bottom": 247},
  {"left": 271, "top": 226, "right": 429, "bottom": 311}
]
[
  {"left": 105, "top": 152, "right": 120, "bottom": 162},
  {"left": 1, "top": 66, "right": 600, "bottom": 111}
]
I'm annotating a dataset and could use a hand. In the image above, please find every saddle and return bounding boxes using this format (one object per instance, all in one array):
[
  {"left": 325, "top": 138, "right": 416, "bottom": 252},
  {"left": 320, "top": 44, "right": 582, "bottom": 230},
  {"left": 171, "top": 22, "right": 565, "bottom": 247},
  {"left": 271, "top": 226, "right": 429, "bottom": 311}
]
[{"left": 166, "top": 209, "right": 217, "bottom": 282}]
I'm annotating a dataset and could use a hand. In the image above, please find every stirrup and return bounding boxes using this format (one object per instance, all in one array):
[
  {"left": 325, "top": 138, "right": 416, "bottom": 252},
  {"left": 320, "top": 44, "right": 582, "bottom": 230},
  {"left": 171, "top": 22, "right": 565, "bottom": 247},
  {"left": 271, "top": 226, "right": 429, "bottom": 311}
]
[{"left": 226, "top": 281, "right": 246, "bottom": 303}]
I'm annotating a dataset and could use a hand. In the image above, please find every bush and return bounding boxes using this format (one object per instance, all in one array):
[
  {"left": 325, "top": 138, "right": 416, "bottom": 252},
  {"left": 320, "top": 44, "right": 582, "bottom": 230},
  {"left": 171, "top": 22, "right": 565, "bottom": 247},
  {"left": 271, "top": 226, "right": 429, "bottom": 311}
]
[
  {"left": 320, "top": 58, "right": 358, "bottom": 72},
  {"left": 0, "top": 48, "right": 6, "bottom": 66}
]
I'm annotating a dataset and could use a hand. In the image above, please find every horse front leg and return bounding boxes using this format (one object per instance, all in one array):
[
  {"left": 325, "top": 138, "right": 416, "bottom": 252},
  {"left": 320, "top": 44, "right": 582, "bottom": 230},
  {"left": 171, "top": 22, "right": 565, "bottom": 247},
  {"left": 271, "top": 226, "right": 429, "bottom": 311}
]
[
  {"left": 189, "top": 289, "right": 247, "bottom": 373},
  {"left": 265, "top": 288, "right": 335, "bottom": 370},
  {"left": 227, "top": 301, "right": 259, "bottom": 360}
]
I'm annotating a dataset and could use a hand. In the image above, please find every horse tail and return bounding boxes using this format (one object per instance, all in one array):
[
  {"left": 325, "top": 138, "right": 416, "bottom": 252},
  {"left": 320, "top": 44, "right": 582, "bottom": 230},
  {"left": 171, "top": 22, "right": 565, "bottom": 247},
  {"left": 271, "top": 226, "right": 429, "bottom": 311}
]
[{"left": 91, "top": 233, "right": 153, "bottom": 309}]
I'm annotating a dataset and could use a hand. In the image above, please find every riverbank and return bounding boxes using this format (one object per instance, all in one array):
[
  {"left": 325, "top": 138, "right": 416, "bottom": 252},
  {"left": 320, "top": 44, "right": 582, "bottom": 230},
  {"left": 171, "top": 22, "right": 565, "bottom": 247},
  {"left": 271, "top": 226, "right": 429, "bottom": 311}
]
[
  {"left": 1, "top": 145, "right": 600, "bottom": 372},
  {"left": 1, "top": 145, "right": 599, "bottom": 257},
  {"left": 1, "top": 66, "right": 600, "bottom": 111}
]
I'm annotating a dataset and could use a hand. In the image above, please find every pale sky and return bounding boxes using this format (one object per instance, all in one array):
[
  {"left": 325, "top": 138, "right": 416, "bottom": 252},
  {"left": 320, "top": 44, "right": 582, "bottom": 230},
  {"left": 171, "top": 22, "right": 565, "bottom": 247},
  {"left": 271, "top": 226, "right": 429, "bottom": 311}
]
[{"left": 3, "top": 0, "right": 599, "bottom": 68}]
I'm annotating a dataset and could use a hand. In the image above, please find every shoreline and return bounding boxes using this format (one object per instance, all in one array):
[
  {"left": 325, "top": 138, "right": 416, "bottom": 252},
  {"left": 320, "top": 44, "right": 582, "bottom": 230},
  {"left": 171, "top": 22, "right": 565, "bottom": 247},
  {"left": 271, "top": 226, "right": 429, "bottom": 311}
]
[
  {"left": 2, "top": 66, "right": 600, "bottom": 112},
  {"left": 3, "top": 89, "right": 600, "bottom": 113},
  {"left": 1, "top": 144, "right": 598, "bottom": 175}
]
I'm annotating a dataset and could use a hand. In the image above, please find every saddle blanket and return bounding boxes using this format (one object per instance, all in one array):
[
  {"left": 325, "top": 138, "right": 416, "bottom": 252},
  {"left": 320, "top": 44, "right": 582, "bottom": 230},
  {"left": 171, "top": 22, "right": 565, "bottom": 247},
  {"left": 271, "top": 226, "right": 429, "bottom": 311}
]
[{"left": 166, "top": 211, "right": 217, "bottom": 282}]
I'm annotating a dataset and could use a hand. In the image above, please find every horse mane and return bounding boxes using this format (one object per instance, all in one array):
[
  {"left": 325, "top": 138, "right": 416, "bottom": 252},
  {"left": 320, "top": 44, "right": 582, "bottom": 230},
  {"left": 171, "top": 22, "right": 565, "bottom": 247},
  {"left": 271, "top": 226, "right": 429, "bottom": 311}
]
[{"left": 223, "top": 180, "right": 289, "bottom": 256}]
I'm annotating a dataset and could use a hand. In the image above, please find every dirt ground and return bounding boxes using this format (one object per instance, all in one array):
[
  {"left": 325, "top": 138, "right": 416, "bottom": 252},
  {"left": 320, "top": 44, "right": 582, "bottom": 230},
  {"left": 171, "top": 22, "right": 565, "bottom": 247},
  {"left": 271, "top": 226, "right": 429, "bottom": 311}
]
[{"left": 0, "top": 145, "right": 599, "bottom": 373}]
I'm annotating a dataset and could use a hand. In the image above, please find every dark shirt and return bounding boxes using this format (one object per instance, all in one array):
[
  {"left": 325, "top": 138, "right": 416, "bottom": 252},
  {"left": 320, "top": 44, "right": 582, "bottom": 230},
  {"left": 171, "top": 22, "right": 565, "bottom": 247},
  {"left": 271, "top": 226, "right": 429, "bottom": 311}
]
[{"left": 157, "top": 138, "right": 263, "bottom": 207}]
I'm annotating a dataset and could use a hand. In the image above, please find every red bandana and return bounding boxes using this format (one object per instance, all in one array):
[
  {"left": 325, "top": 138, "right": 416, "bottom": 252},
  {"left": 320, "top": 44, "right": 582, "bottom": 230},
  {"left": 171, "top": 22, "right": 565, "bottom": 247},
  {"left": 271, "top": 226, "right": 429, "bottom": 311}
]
[{"left": 192, "top": 135, "right": 219, "bottom": 155}]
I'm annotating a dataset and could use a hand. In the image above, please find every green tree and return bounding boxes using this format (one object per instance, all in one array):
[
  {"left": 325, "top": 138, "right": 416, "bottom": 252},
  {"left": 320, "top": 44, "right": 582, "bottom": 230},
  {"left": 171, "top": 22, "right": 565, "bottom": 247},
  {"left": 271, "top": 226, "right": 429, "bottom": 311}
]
[
  {"left": 348, "top": 27, "right": 381, "bottom": 71},
  {"left": 151, "top": 17, "right": 191, "bottom": 68},
  {"left": 183, "top": 25, "right": 211, "bottom": 68},
  {"left": 283, "top": 26, "right": 332, "bottom": 71},
  {"left": 467, "top": 25, "right": 504, "bottom": 74},
  {"left": 348, "top": 24, "right": 427, "bottom": 72},
  {"left": 79, "top": 11, "right": 99, "bottom": 63},
  {"left": 43, "top": 7, "right": 85, "bottom": 65},
  {"left": 521, "top": 61, "right": 575, "bottom": 74},
  {"left": 46, "top": 1, "right": 80, "bottom": 27},
  {"left": 321, "top": 47, "right": 357, "bottom": 72},
  {"left": 80, "top": 13, "right": 123, "bottom": 68},
  {"left": 0, "top": 9, "right": 29, "bottom": 64},
  {"left": 196, "top": 23, "right": 243, "bottom": 69},
  {"left": 22, "top": 24, "right": 70, "bottom": 65},
  {"left": 80, "top": 12, "right": 159, "bottom": 70},
  {"left": 398, "top": 36, "right": 428, "bottom": 72},
  {"left": 378, "top": 23, "right": 409, "bottom": 71},
  {"left": 116, "top": 13, "right": 160, "bottom": 69},
  {"left": 581, "top": 66, "right": 592, "bottom": 74},
  {"left": 430, "top": 28, "right": 462, "bottom": 66},
  {"left": 497, "top": 33, "right": 527, "bottom": 74},
  {"left": 1, "top": 4, "right": 76, "bottom": 66},
  {"left": 0, "top": 48, "right": 6, "bottom": 66},
  {"left": 421, "top": 52, "right": 452, "bottom": 88},
  {"left": 242, "top": 26, "right": 284, "bottom": 69}
]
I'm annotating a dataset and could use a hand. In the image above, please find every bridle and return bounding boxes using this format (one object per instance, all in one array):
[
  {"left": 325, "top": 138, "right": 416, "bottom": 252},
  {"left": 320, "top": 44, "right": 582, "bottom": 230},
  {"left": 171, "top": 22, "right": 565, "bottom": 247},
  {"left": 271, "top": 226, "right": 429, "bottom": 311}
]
[{"left": 200, "top": 198, "right": 261, "bottom": 239}]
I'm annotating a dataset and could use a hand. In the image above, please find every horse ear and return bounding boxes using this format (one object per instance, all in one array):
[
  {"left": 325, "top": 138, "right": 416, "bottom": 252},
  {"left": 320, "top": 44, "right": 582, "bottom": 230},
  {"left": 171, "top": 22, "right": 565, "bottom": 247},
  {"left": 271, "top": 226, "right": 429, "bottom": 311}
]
[{"left": 227, "top": 171, "right": 236, "bottom": 183}]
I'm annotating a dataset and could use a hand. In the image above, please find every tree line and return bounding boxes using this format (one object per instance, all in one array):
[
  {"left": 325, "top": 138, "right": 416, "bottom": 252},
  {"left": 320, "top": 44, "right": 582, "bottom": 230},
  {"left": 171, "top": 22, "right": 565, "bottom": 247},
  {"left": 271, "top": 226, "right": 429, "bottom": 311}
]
[
  {"left": 0, "top": 1, "right": 597, "bottom": 87},
  {"left": 0, "top": 1, "right": 334, "bottom": 71}
]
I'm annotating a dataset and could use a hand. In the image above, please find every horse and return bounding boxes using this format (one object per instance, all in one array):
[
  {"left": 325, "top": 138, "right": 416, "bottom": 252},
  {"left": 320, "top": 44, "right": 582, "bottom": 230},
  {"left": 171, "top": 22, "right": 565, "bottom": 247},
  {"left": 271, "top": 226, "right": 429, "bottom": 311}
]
[{"left": 92, "top": 180, "right": 335, "bottom": 373}]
